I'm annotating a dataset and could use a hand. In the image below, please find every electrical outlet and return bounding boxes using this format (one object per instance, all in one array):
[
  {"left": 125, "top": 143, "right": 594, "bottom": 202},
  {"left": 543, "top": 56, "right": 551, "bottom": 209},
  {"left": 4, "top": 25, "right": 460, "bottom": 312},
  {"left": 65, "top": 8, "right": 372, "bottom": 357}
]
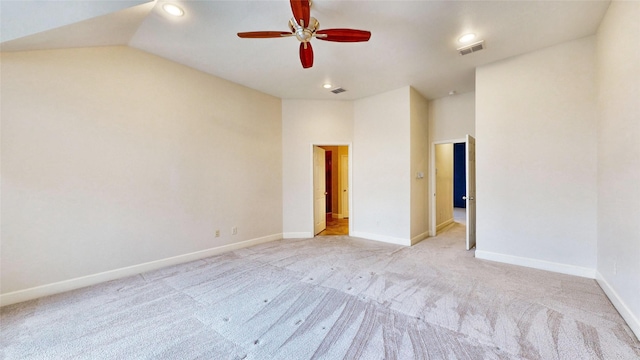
[
  {"left": 215, "top": 230, "right": 220, "bottom": 238},
  {"left": 232, "top": 227, "right": 238, "bottom": 235}
]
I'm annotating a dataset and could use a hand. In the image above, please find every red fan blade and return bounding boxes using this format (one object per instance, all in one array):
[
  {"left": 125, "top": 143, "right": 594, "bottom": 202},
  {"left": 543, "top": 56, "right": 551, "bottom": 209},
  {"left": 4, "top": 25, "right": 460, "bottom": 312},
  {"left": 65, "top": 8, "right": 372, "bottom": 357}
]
[
  {"left": 290, "top": 0, "right": 310, "bottom": 27},
  {"left": 237, "top": 31, "right": 293, "bottom": 39},
  {"left": 299, "top": 42, "right": 314, "bottom": 69},
  {"left": 316, "top": 29, "right": 371, "bottom": 42}
]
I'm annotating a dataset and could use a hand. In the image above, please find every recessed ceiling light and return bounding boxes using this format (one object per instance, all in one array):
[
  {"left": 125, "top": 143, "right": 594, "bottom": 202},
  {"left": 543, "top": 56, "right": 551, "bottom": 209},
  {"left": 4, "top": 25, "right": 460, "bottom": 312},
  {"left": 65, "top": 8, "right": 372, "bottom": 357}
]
[
  {"left": 323, "top": 83, "right": 332, "bottom": 89},
  {"left": 458, "top": 33, "right": 476, "bottom": 43},
  {"left": 163, "top": 3, "right": 184, "bottom": 17}
]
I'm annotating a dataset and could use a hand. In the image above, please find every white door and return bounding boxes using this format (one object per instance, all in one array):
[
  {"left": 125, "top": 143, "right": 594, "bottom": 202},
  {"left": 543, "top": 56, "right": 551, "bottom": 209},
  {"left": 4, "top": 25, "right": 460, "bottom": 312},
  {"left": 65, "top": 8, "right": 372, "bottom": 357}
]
[
  {"left": 465, "top": 134, "right": 476, "bottom": 250},
  {"left": 340, "top": 155, "right": 349, "bottom": 218},
  {"left": 313, "top": 146, "right": 326, "bottom": 235}
]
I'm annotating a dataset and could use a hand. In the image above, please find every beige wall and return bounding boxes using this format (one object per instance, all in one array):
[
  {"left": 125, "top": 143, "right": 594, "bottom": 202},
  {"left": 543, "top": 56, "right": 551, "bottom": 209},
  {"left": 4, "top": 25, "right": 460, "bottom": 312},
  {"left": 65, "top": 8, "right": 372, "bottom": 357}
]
[
  {"left": 427, "top": 91, "right": 474, "bottom": 236},
  {"left": 410, "top": 88, "right": 430, "bottom": 241},
  {"left": 435, "top": 144, "right": 454, "bottom": 231},
  {"left": 282, "top": 87, "right": 427, "bottom": 245},
  {"left": 353, "top": 87, "right": 411, "bottom": 244},
  {"left": 281, "top": 100, "right": 353, "bottom": 238},
  {"left": 429, "top": 91, "right": 475, "bottom": 143},
  {"left": 475, "top": 36, "right": 598, "bottom": 275},
  {"left": 595, "top": 0, "right": 640, "bottom": 338},
  {"left": 1, "top": 46, "right": 283, "bottom": 297}
]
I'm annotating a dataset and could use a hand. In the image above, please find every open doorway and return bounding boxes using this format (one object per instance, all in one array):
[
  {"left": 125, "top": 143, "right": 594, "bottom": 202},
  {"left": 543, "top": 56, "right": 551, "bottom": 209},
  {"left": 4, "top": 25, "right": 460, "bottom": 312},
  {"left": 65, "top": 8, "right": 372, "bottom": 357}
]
[
  {"left": 313, "top": 145, "right": 350, "bottom": 236},
  {"left": 434, "top": 142, "right": 458, "bottom": 232},
  {"left": 453, "top": 142, "right": 467, "bottom": 226},
  {"left": 431, "top": 135, "right": 476, "bottom": 249}
]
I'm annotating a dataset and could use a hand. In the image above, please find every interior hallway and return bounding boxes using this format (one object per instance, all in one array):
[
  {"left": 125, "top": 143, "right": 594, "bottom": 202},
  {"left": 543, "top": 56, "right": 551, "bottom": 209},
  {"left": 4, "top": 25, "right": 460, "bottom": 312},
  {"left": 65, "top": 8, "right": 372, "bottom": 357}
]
[{"left": 317, "top": 214, "right": 349, "bottom": 236}]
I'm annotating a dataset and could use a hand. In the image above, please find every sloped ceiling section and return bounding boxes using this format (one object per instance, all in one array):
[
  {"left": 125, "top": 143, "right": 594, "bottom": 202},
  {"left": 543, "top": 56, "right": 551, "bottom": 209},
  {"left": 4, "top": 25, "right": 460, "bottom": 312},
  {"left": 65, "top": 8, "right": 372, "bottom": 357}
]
[
  {"left": 1, "top": 0, "right": 152, "bottom": 43},
  {"left": 0, "top": 2, "right": 155, "bottom": 52}
]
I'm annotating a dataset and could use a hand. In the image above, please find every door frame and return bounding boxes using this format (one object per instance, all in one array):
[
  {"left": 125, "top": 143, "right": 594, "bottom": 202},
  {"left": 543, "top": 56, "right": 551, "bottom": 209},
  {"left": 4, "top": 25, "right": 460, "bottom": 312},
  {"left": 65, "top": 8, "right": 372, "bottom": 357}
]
[
  {"left": 430, "top": 138, "right": 465, "bottom": 237},
  {"left": 339, "top": 154, "right": 349, "bottom": 219},
  {"left": 313, "top": 146, "right": 327, "bottom": 235},
  {"left": 311, "top": 143, "right": 353, "bottom": 236}
]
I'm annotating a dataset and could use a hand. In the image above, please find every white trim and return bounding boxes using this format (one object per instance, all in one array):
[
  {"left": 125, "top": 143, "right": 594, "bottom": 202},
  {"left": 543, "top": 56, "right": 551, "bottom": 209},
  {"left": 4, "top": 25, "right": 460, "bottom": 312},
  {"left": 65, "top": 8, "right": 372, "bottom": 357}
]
[
  {"left": 436, "top": 218, "right": 454, "bottom": 232},
  {"left": 283, "top": 232, "right": 313, "bottom": 239},
  {"left": 475, "top": 250, "right": 596, "bottom": 279},
  {"left": 351, "top": 231, "right": 411, "bottom": 246},
  {"left": 0, "top": 233, "right": 282, "bottom": 307},
  {"left": 339, "top": 154, "right": 350, "bottom": 219},
  {"left": 596, "top": 272, "right": 640, "bottom": 340},
  {"left": 410, "top": 230, "right": 430, "bottom": 245}
]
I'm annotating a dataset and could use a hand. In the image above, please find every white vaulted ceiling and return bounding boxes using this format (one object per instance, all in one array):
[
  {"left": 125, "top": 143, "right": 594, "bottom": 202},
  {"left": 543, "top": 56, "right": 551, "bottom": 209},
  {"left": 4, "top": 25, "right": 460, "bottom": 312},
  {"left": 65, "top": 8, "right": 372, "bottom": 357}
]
[{"left": 0, "top": 0, "right": 610, "bottom": 100}]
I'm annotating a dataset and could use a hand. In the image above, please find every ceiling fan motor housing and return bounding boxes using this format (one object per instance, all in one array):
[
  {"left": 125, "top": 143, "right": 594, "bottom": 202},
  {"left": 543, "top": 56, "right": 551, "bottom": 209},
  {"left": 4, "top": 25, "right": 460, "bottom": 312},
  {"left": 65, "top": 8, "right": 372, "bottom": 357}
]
[{"left": 289, "top": 17, "right": 319, "bottom": 42}]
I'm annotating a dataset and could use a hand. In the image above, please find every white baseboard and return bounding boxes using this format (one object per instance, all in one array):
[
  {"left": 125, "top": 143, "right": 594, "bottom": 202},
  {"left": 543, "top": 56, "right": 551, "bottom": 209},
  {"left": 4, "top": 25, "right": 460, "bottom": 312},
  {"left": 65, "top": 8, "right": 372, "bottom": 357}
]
[
  {"left": 410, "top": 231, "right": 430, "bottom": 246},
  {"left": 596, "top": 272, "right": 640, "bottom": 340},
  {"left": 351, "top": 231, "right": 411, "bottom": 246},
  {"left": 283, "top": 232, "right": 313, "bottom": 239},
  {"left": 0, "top": 233, "right": 282, "bottom": 307},
  {"left": 436, "top": 219, "right": 454, "bottom": 232},
  {"left": 475, "top": 250, "right": 596, "bottom": 279}
]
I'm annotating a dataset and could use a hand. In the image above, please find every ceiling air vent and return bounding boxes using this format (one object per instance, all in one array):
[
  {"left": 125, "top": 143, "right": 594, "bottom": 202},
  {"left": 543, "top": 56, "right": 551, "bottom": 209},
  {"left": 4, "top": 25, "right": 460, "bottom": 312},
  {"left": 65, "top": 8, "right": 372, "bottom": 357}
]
[
  {"left": 457, "top": 40, "right": 485, "bottom": 56},
  {"left": 331, "top": 88, "right": 347, "bottom": 94}
]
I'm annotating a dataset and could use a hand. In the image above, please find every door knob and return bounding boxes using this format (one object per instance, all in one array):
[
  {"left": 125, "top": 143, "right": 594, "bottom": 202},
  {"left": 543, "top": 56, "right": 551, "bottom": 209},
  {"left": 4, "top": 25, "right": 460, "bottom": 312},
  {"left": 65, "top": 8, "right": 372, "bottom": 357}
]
[
  {"left": 462, "top": 196, "right": 467, "bottom": 200},
  {"left": 463, "top": 196, "right": 475, "bottom": 201}
]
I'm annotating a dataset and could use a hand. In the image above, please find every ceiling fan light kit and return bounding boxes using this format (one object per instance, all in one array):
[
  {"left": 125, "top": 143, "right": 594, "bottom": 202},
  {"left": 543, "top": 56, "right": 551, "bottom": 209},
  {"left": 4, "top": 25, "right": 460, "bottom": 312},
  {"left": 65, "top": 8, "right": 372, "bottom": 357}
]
[{"left": 237, "top": 0, "right": 371, "bottom": 69}]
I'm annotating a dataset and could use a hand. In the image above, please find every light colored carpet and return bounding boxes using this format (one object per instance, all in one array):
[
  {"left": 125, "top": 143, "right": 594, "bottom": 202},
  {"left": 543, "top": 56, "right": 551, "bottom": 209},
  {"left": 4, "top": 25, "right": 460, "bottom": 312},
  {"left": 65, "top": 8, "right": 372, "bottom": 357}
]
[{"left": 2, "top": 224, "right": 639, "bottom": 359}]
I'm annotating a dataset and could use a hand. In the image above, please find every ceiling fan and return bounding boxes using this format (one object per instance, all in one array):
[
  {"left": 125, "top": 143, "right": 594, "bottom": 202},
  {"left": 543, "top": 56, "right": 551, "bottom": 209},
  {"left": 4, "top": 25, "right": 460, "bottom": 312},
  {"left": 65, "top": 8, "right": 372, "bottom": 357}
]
[{"left": 237, "top": 0, "right": 371, "bottom": 69}]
